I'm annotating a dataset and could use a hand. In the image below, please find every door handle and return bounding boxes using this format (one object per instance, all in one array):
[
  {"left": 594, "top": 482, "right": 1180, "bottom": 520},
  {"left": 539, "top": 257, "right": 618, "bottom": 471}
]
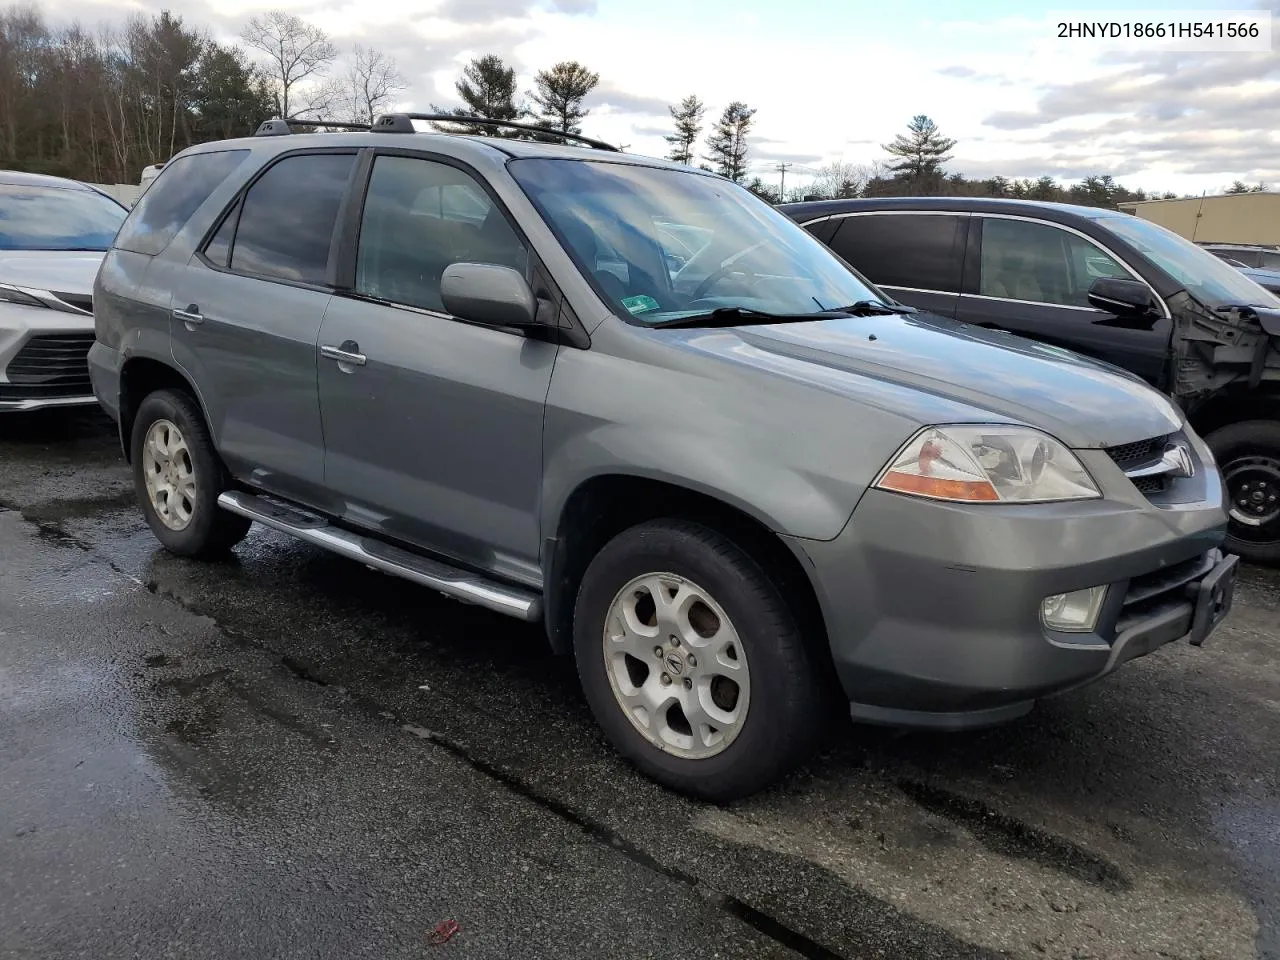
[
  {"left": 173, "top": 306, "right": 204, "bottom": 327},
  {"left": 320, "top": 343, "right": 367, "bottom": 367}
]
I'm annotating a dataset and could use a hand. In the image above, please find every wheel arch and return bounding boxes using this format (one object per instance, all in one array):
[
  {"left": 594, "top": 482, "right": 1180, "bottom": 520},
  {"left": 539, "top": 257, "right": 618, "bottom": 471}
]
[
  {"left": 118, "top": 356, "right": 209, "bottom": 463},
  {"left": 1187, "top": 382, "right": 1280, "bottom": 438},
  {"left": 541, "top": 473, "right": 833, "bottom": 674}
]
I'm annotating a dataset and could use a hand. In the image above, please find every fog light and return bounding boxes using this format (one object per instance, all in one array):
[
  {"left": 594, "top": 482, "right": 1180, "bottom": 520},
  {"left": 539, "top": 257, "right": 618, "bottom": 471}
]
[{"left": 1040, "top": 586, "right": 1107, "bottom": 632}]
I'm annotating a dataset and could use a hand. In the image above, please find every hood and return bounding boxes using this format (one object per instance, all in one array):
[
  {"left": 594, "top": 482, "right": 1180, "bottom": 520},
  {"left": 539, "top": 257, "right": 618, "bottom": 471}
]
[
  {"left": 1241, "top": 267, "right": 1280, "bottom": 293},
  {"left": 666, "top": 311, "right": 1182, "bottom": 449},
  {"left": 0, "top": 250, "right": 105, "bottom": 297}
]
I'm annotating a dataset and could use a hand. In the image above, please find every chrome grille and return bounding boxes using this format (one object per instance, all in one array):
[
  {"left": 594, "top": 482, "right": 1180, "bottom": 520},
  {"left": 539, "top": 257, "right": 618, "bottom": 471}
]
[
  {"left": 1131, "top": 475, "right": 1169, "bottom": 495},
  {"left": 1, "top": 333, "right": 94, "bottom": 398},
  {"left": 1106, "top": 435, "right": 1170, "bottom": 471},
  {"left": 51, "top": 291, "right": 93, "bottom": 314},
  {"left": 1105, "top": 433, "right": 1182, "bottom": 498}
]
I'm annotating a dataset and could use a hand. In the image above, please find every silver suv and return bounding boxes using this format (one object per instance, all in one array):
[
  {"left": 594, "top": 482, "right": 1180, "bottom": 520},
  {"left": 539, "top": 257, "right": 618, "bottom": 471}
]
[{"left": 90, "top": 115, "right": 1236, "bottom": 800}]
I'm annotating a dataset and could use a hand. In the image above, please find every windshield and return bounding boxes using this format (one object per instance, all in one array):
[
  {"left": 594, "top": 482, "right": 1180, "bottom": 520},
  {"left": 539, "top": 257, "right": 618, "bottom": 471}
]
[
  {"left": 507, "top": 158, "right": 884, "bottom": 324},
  {"left": 0, "top": 184, "right": 127, "bottom": 251},
  {"left": 1095, "top": 214, "right": 1280, "bottom": 308}
]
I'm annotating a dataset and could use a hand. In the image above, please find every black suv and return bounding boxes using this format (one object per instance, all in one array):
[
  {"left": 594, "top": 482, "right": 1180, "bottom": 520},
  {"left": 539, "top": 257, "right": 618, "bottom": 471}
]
[{"left": 783, "top": 197, "right": 1280, "bottom": 564}]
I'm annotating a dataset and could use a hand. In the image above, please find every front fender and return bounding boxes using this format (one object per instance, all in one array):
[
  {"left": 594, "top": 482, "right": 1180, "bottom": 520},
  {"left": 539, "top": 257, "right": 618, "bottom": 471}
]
[{"left": 541, "top": 422, "right": 862, "bottom": 542}]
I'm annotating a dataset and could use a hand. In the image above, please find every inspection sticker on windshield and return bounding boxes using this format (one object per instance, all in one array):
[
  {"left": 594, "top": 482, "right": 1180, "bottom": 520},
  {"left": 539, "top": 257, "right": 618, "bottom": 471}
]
[{"left": 621, "top": 295, "right": 660, "bottom": 315}]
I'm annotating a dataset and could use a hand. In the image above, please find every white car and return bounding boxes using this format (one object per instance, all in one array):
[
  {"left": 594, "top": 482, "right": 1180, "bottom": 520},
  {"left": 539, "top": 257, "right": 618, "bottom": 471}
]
[{"left": 0, "top": 171, "right": 128, "bottom": 411}]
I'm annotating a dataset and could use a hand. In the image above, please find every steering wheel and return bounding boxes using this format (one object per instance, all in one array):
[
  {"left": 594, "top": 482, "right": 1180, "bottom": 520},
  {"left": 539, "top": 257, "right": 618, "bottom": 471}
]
[
  {"left": 689, "top": 240, "right": 770, "bottom": 299},
  {"left": 693, "top": 263, "right": 742, "bottom": 299}
]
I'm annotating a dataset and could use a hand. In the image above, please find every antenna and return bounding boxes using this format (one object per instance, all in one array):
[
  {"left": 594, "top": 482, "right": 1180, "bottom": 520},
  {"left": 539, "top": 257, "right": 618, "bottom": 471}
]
[{"left": 1192, "top": 189, "right": 1207, "bottom": 242}]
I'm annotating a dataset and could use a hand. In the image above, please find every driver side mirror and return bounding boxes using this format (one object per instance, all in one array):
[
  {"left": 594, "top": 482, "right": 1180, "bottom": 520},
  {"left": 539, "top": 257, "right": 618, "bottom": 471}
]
[
  {"left": 1087, "top": 276, "right": 1156, "bottom": 317},
  {"left": 441, "top": 262, "right": 540, "bottom": 328}
]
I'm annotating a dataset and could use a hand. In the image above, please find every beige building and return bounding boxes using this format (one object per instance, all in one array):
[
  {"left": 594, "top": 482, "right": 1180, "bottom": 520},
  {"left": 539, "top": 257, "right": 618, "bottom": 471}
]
[{"left": 1116, "top": 192, "right": 1280, "bottom": 245}]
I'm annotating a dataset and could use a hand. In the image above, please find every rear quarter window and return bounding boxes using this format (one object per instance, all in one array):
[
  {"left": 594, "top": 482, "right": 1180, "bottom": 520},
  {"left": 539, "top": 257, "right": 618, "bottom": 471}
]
[
  {"left": 113, "top": 149, "right": 249, "bottom": 256},
  {"left": 828, "top": 213, "right": 965, "bottom": 293}
]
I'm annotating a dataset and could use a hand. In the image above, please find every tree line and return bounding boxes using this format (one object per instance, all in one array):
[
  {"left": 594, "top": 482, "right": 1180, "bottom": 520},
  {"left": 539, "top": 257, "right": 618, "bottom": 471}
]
[{"left": 0, "top": 2, "right": 1262, "bottom": 208}]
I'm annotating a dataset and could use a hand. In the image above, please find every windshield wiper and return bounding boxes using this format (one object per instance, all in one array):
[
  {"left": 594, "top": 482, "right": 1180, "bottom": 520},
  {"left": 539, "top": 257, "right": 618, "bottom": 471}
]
[
  {"left": 831, "top": 299, "right": 916, "bottom": 315},
  {"left": 649, "top": 300, "right": 914, "bottom": 330},
  {"left": 647, "top": 306, "right": 844, "bottom": 329}
]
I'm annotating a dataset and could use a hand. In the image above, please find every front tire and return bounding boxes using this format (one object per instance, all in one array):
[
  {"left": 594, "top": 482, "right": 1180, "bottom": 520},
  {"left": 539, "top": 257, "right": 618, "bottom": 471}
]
[
  {"left": 1207, "top": 419, "right": 1280, "bottom": 566},
  {"left": 131, "top": 388, "right": 251, "bottom": 558},
  {"left": 573, "top": 519, "right": 824, "bottom": 802}
]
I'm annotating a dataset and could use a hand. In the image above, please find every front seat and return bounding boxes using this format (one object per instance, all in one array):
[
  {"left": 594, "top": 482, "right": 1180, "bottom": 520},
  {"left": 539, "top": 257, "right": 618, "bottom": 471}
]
[{"left": 987, "top": 250, "right": 1044, "bottom": 303}]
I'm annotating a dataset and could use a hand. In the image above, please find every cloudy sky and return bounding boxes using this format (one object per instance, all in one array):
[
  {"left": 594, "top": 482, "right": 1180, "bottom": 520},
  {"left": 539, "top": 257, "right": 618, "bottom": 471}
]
[{"left": 53, "top": 0, "right": 1280, "bottom": 194}]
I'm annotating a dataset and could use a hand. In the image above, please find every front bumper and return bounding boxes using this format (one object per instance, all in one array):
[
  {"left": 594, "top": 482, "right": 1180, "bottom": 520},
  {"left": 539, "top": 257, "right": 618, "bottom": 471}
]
[
  {"left": 0, "top": 394, "right": 98, "bottom": 412},
  {"left": 0, "top": 307, "right": 96, "bottom": 413},
  {"left": 789, "top": 444, "right": 1234, "bottom": 729}
]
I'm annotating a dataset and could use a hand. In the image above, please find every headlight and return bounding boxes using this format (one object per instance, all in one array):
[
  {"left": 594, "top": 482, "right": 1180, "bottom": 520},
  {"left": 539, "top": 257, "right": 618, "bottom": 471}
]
[
  {"left": 874, "top": 425, "right": 1101, "bottom": 503},
  {"left": 0, "top": 284, "right": 46, "bottom": 308}
]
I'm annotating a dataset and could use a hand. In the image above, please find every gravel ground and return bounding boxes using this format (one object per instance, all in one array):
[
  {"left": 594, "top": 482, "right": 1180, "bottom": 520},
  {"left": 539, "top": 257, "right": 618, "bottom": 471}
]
[{"left": 1, "top": 408, "right": 1277, "bottom": 960}]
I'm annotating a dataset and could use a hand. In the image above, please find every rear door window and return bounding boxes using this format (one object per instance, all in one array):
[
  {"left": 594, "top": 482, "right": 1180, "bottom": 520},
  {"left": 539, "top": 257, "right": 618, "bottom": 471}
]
[
  {"left": 828, "top": 213, "right": 965, "bottom": 292},
  {"left": 227, "top": 152, "right": 356, "bottom": 285},
  {"left": 113, "top": 149, "right": 249, "bottom": 256}
]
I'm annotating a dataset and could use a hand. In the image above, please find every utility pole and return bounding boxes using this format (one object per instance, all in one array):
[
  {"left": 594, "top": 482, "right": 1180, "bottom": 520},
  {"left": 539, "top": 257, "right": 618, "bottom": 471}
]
[{"left": 776, "top": 161, "right": 792, "bottom": 201}]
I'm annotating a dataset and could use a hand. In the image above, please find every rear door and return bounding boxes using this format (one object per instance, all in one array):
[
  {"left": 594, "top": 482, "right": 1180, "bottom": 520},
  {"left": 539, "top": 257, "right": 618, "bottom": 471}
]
[
  {"left": 823, "top": 212, "right": 968, "bottom": 317},
  {"left": 958, "top": 215, "right": 1173, "bottom": 388},
  {"left": 169, "top": 149, "right": 359, "bottom": 507},
  {"left": 102, "top": 147, "right": 252, "bottom": 395}
]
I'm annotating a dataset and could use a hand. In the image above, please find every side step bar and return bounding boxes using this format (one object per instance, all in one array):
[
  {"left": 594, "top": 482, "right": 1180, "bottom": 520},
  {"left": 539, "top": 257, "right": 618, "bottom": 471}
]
[{"left": 217, "top": 491, "right": 542, "bottom": 622}]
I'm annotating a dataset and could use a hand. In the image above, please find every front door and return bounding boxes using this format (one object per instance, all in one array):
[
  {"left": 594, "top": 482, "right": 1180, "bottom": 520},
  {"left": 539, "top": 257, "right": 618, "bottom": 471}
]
[
  {"left": 958, "top": 216, "right": 1173, "bottom": 388},
  {"left": 316, "top": 153, "right": 555, "bottom": 585},
  {"left": 170, "top": 150, "right": 359, "bottom": 507}
]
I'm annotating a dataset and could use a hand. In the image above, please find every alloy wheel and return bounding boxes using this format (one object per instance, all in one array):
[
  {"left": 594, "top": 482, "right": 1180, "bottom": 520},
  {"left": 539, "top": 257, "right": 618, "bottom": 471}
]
[
  {"left": 601, "top": 572, "right": 751, "bottom": 760},
  {"left": 141, "top": 418, "right": 197, "bottom": 531}
]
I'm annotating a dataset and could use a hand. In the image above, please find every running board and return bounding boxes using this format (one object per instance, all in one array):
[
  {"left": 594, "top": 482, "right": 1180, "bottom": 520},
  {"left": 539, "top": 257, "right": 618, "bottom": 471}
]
[{"left": 217, "top": 491, "right": 542, "bottom": 621}]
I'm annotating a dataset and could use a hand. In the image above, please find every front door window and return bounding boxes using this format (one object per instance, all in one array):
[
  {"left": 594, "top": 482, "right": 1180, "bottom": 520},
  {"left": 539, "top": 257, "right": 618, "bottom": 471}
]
[{"left": 980, "top": 218, "right": 1128, "bottom": 308}]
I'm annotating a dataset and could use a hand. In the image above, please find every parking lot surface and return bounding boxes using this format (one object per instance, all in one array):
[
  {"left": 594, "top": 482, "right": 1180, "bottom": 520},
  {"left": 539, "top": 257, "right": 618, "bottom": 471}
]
[{"left": 2, "top": 409, "right": 1278, "bottom": 960}]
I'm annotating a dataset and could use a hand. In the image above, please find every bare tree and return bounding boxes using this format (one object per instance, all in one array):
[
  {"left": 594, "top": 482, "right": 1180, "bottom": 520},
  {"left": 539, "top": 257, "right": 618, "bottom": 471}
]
[
  {"left": 240, "top": 10, "right": 336, "bottom": 119},
  {"left": 336, "top": 44, "right": 406, "bottom": 125},
  {"left": 810, "top": 160, "right": 878, "bottom": 200},
  {"left": 0, "top": 4, "right": 270, "bottom": 184}
]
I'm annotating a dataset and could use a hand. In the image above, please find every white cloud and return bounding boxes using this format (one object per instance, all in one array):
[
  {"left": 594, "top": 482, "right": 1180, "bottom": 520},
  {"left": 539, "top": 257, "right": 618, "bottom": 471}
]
[{"left": 39, "top": 0, "right": 1280, "bottom": 193}]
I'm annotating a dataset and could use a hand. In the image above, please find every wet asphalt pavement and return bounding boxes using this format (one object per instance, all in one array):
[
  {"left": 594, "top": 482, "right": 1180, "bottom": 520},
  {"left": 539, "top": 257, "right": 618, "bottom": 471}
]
[{"left": 1, "top": 409, "right": 1278, "bottom": 960}]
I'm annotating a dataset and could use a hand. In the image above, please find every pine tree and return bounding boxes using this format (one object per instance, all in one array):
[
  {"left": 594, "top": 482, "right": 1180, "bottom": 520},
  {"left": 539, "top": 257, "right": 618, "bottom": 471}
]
[
  {"left": 529, "top": 61, "right": 598, "bottom": 135},
  {"left": 704, "top": 101, "right": 755, "bottom": 182},
  {"left": 665, "top": 94, "right": 704, "bottom": 165},
  {"left": 882, "top": 114, "right": 956, "bottom": 185},
  {"left": 1030, "top": 175, "right": 1058, "bottom": 201},
  {"left": 431, "top": 55, "right": 522, "bottom": 134}
]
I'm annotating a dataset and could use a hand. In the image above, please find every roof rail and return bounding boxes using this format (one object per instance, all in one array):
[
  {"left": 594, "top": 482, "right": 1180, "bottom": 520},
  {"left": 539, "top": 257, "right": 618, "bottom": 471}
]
[
  {"left": 372, "top": 113, "right": 620, "bottom": 152},
  {"left": 254, "top": 118, "right": 373, "bottom": 137}
]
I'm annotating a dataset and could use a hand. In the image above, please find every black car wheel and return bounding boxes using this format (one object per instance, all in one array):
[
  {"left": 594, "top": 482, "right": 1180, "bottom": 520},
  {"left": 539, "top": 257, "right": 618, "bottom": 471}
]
[{"left": 1207, "top": 419, "right": 1280, "bottom": 565}]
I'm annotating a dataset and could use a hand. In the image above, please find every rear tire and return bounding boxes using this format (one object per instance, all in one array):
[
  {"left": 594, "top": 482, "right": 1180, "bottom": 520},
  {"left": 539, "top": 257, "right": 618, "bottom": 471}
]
[
  {"left": 573, "top": 518, "right": 824, "bottom": 802},
  {"left": 1207, "top": 419, "right": 1280, "bottom": 566},
  {"left": 131, "top": 388, "right": 251, "bottom": 558}
]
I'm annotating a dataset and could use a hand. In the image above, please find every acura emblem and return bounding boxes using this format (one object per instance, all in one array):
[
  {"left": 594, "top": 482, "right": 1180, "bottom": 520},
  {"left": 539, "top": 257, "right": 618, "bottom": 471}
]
[{"left": 1161, "top": 443, "right": 1196, "bottom": 479}]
